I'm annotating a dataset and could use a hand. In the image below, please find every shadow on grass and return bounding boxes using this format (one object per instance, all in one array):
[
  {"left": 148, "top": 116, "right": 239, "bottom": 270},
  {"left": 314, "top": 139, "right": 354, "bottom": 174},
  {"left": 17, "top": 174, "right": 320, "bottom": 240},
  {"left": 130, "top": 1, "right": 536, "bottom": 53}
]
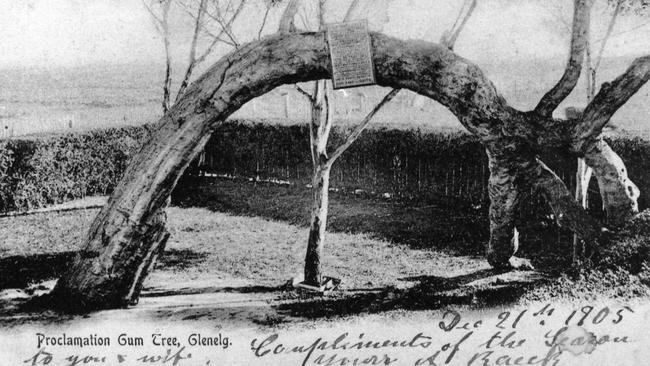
[
  {"left": 0, "top": 249, "right": 204, "bottom": 291},
  {"left": 156, "top": 248, "right": 205, "bottom": 270},
  {"left": 273, "top": 268, "right": 535, "bottom": 321},
  {"left": 138, "top": 268, "right": 540, "bottom": 325},
  {"left": 171, "top": 177, "right": 490, "bottom": 256},
  {"left": 0, "top": 252, "right": 76, "bottom": 289},
  {"left": 0, "top": 268, "right": 543, "bottom": 326},
  {"left": 143, "top": 284, "right": 285, "bottom": 298}
]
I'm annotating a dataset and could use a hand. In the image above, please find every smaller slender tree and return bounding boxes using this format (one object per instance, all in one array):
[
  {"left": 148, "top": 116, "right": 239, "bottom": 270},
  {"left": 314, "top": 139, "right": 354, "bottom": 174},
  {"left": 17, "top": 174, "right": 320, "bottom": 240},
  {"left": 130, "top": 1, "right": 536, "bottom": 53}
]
[
  {"left": 278, "top": 0, "right": 399, "bottom": 286},
  {"left": 281, "top": 0, "right": 476, "bottom": 287}
]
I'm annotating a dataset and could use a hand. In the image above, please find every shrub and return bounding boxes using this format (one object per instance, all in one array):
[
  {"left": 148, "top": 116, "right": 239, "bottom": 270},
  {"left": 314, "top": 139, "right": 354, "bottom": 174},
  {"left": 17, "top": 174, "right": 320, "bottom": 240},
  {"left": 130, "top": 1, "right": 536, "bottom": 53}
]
[
  {"left": 3, "top": 119, "right": 650, "bottom": 217},
  {"left": 0, "top": 125, "right": 152, "bottom": 212},
  {"left": 600, "top": 210, "right": 650, "bottom": 275}
]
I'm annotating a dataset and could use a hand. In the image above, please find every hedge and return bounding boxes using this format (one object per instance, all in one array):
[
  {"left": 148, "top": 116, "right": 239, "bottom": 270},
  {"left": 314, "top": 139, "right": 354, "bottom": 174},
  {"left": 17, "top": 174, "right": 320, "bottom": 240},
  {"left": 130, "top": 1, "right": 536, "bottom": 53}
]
[
  {"left": 0, "top": 125, "right": 152, "bottom": 212},
  {"left": 1, "top": 120, "right": 650, "bottom": 215}
]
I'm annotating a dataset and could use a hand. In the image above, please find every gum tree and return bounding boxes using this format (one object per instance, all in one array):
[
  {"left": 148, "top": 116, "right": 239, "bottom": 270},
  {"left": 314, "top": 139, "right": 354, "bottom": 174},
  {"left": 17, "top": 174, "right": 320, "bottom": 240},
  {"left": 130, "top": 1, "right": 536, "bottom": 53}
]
[{"left": 51, "top": 0, "right": 649, "bottom": 311}]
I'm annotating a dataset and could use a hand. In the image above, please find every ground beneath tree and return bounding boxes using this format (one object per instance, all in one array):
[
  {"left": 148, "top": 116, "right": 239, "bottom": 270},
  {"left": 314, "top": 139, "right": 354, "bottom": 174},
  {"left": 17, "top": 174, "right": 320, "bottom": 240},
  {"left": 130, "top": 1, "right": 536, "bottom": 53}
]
[{"left": 0, "top": 181, "right": 647, "bottom": 328}]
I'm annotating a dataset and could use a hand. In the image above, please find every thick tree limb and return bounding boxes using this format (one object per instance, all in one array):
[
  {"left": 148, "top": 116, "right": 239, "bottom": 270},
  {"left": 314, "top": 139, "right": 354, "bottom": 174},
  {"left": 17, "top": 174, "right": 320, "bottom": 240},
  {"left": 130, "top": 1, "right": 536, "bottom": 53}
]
[
  {"left": 573, "top": 55, "right": 650, "bottom": 150},
  {"left": 534, "top": 0, "right": 591, "bottom": 116}
]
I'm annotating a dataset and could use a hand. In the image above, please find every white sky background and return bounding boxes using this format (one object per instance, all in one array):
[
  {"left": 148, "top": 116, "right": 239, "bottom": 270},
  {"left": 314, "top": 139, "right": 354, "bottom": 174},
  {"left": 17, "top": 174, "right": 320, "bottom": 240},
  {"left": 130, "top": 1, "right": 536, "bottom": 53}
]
[{"left": 0, "top": 0, "right": 648, "bottom": 68}]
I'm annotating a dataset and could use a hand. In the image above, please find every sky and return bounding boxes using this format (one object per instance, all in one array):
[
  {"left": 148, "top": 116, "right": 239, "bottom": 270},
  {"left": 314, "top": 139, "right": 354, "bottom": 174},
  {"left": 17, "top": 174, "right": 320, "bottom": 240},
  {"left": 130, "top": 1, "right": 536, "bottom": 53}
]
[{"left": 0, "top": 0, "right": 648, "bottom": 69}]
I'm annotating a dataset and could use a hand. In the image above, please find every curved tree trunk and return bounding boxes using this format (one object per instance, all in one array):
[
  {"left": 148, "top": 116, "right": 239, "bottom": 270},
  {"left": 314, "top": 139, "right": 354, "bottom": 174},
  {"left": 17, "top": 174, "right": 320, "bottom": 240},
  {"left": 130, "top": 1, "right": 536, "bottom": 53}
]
[{"left": 50, "top": 31, "right": 648, "bottom": 311}]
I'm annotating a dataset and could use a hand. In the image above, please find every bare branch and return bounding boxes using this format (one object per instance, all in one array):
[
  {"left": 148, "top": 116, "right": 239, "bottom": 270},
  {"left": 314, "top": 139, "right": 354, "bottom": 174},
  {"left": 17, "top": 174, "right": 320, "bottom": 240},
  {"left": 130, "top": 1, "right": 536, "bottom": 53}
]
[
  {"left": 146, "top": 0, "right": 174, "bottom": 113},
  {"left": 573, "top": 55, "right": 650, "bottom": 149},
  {"left": 258, "top": 2, "right": 273, "bottom": 39},
  {"left": 594, "top": 0, "right": 622, "bottom": 74},
  {"left": 343, "top": 0, "right": 361, "bottom": 22},
  {"left": 441, "top": 0, "right": 477, "bottom": 50},
  {"left": 279, "top": 0, "right": 301, "bottom": 33},
  {"left": 295, "top": 85, "right": 314, "bottom": 101},
  {"left": 142, "top": 0, "right": 164, "bottom": 26},
  {"left": 204, "top": 6, "right": 241, "bottom": 47},
  {"left": 176, "top": 0, "right": 209, "bottom": 102},
  {"left": 201, "top": 0, "right": 245, "bottom": 58},
  {"left": 144, "top": 0, "right": 174, "bottom": 112},
  {"left": 327, "top": 89, "right": 400, "bottom": 165},
  {"left": 535, "top": 0, "right": 592, "bottom": 117},
  {"left": 594, "top": 20, "right": 650, "bottom": 43}
]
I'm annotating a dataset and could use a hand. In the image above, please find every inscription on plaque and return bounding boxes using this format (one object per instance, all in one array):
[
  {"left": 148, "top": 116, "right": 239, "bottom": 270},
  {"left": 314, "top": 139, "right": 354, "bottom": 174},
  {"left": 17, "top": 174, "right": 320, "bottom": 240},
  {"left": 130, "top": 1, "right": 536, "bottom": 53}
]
[{"left": 326, "top": 20, "right": 376, "bottom": 89}]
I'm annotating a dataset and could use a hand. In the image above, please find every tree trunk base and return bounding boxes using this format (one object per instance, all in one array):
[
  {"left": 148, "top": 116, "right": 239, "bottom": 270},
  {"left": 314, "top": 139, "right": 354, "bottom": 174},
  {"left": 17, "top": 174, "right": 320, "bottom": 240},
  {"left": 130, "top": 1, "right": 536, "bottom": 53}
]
[{"left": 50, "top": 209, "right": 169, "bottom": 313}]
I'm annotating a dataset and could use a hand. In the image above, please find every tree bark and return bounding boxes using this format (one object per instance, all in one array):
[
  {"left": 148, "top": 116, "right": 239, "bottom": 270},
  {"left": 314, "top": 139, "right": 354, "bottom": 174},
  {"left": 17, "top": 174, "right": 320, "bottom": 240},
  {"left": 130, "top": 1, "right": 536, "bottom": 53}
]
[
  {"left": 304, "top": 80, "right": 332, "bottom": 286},
  {"left": 583, "top": 138, "right": 639, "bottom": 226},
  {"left": 485, "top": 149, "right": 532, "bottom": 269},
  {"left": 305, "top": 164, "right": 331, "bottom": 286},
  {"left": 535, "top": 0, "right": 591, "bottom": 117},
  {"left": 53, "top": 208, "right": 170, "bottom": 310},
  {"left": 50, "top": 31, "right": 649, "bottom": 311}
]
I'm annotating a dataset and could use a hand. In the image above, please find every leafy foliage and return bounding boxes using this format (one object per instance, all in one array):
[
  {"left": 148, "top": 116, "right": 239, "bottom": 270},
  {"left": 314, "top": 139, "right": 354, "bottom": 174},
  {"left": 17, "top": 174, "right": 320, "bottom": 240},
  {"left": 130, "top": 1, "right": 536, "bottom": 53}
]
[
  {"left": 0, "top": 126, "right": 152, "bottom": 212},
  {"left": 2, "top": 120, "right": 650, "bottom": 220}
]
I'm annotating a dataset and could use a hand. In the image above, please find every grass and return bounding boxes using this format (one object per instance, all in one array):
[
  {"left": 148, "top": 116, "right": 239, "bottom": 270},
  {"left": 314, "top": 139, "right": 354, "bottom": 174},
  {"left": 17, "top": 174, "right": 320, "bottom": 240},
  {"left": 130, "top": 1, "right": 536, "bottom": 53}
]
[
  {"left": 172, "top": 176, "right": 491, "bottom": 256},
  {"left": 0, "top": 176, "right": 648, "bottom": 326},
  {"left": 170, "top": 177, "right": 594, "bottom": 272},
  {"left": 0, "top": 205, "right": 487, "bottom": 292}
]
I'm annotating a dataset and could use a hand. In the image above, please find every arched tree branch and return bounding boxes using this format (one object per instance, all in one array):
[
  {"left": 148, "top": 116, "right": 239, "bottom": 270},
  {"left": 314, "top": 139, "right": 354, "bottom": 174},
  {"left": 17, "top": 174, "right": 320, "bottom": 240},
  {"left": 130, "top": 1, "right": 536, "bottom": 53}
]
[{"left": 51, "top": 31, "right": 619, "bottom": 310}]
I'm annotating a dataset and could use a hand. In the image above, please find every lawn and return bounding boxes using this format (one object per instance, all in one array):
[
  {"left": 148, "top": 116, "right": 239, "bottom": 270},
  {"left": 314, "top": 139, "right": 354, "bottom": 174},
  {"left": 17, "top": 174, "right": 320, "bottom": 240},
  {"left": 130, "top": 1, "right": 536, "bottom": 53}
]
[{"left": 1, "top": 178, "right": 648, "bottom": 327}]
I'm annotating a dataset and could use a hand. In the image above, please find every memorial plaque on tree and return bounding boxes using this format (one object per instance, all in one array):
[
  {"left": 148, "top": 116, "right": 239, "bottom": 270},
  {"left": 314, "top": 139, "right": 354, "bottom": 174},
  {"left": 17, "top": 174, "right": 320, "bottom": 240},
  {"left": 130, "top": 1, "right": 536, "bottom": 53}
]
[{"left": 326, "top": 20, "right": 376, "bottom": 89}]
